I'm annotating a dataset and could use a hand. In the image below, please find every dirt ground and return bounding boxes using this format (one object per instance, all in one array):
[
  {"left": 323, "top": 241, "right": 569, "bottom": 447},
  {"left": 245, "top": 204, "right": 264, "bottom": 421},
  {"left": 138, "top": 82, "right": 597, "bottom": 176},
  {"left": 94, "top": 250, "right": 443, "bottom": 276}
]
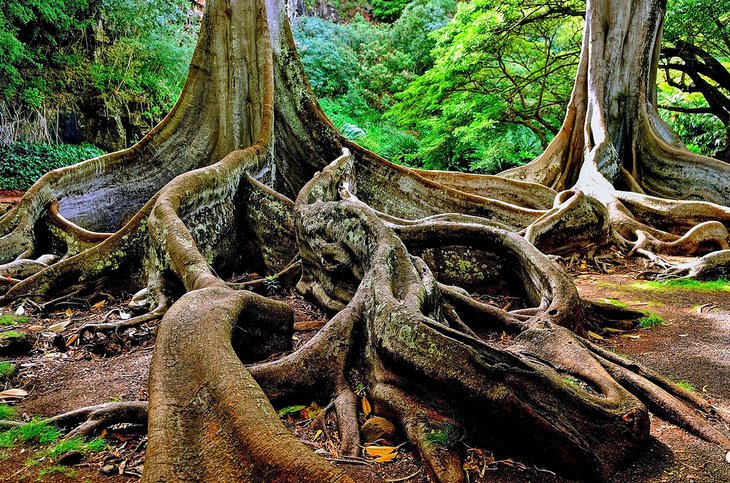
[{"left": 0, "top": 258, "right": 729, "bottom": 482}]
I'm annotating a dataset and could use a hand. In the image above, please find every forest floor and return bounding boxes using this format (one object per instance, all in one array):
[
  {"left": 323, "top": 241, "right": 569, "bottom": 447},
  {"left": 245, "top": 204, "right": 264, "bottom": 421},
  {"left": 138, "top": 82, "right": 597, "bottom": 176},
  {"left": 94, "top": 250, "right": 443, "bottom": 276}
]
[{"left": 0, "top": 256, "right": 728, "bottom": 482}]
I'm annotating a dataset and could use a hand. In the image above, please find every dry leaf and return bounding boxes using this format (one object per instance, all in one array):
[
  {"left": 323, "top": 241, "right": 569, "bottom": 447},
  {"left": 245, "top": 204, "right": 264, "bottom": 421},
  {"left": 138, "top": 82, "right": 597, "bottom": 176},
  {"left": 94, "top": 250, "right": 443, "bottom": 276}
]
[
  {"left": 65, "top": 308, "right": 73, "bottom": 317},
  {"left": 119, "top": 311, "right": 131, "bottom": 320},
  {"left": 620, "top": 334, "right": 641, "bottom": 339},
  {"left": 27, "top": 325, "right": 45, "bottom": 331},
  {"left": 0, "top": 388, "right": 28, "bottom": 399},
  {"left": 587, "top": 331, "right": 604, "bottom": 341},
  {"left": 605, "top": 327, "right": 626, "bottom": 333},
  {"left": 92, "top": 300, "right": 108, "bottom": 309},
  {"left": 14, "top": 305, "right": 25, "bottom": 316},
  {"left": 47, "top": 321, "right": 71, "bottom": 333},
  {"left": 361, "top": 397, "right": 372, "bottom": 416},
  {"left": 365, "top": 446, "right": 397, "bottom": 458},
  {"left": 375, "top": 452, "right": 398, "bottom": 463},
  {"left": 726, "top": 451, "right": 730, "bottom": 464},
  {"left": 66, "top": 333, "right": 79, "bottom": 346}
]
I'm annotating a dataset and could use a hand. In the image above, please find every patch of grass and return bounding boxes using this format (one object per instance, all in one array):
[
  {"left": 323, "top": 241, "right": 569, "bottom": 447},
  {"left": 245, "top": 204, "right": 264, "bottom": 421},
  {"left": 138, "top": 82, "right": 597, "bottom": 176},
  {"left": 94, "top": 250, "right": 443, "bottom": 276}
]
[
  {"left": 44, "top": 437, "right": 106, "bottom": 460},
  {"left": 675, "top": 380, "right": 696, "bottom": 393},
  {"left": 0, "top": 330, "right": 25, "bottom": 339},
  {"left": 639, "top": 312, "right": 664, "bottom": 328},
  {"left": 631, "top": 279, "right": 730, "bottom": 292},
  {"left": 0, "top": 362, "right": 15, "bottom": 380},
  {"left": 0, "top": 419, "right": 61, "bottom": 448},
  {"left": 0, "top": 314, "right": 28, "bottom": 326},
  {"left": 0, "top": 404, "right": 15, "bottom": 420},
  {"left": 38, "top": 465, "right": 77, "bottom": 478},
  {"left": 601, "top": 298, "right": 628, "bottom": 308}
]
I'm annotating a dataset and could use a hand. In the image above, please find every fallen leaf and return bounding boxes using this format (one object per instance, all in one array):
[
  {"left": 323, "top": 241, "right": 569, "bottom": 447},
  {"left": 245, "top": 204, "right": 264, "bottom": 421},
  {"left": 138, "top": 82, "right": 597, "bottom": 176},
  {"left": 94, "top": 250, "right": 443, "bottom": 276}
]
[
  {"left": 27, "top": 325, "right": 44, "bottom": 331},
  {"left": 313, "top": 429, "right": 322, "bottom": 441},
  {"left": 375, "top": 452, "right": 398, "bottom": 463},
  {"left": 119, "top": 311, "right": 131, "bottom": 320},
  {"left": 587, "top": 331, "right": 604, "bottom": 341},
  {"left": 726, "top": 451, "right": 730, "bottom": 464},
  {"left": 92, "top": 300, "right": 107, "bottom": 309},
  {"left": 65, "top": 308, "right": 73, "bottom": 317},
  {"left": 605, "top": 328, "right": 626, "bottom": 333},
  {"left": 361, "top": 397, "right": 372, "bottom": 416},
  {"left": 620, "top": 334, "right": 641, "bottom": 339},
  {"left": 365, "top": 446, "right": 397, "bottom": 458},
  {"left": 47, "top": 321, "right": 71, "bottom": 333},
  {"left": 277, "top": 405, "right": 306, "bottom": 417},
  {"left": 14, "top": 305, "right": 25, "bottom": 316},
  {"left": 0, "top": 388, "right": 28, "bottom": 399},
  {"left": 66, "top": 334, "right": 79, "bottom": 346}
]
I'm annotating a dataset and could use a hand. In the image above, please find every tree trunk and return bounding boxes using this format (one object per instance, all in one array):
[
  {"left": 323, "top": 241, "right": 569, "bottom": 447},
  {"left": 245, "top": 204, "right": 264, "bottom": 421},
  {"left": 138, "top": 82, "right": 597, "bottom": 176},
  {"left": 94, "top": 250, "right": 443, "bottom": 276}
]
[{"left": 0, "top": 0, "right": 728, "bottom": 482}]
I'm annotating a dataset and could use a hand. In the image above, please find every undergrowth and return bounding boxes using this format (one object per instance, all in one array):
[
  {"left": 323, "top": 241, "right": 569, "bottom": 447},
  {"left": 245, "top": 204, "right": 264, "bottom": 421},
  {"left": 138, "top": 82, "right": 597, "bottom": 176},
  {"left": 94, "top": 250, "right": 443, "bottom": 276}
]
[
  {"left": 0, "top": 419, "right": 61, "bottom": 447},
  {"left": 0, "top": 404, "right": 14, "bottom": 420},
  {"left": 639, "top": 312, "right": 664, "bottom": 328}
]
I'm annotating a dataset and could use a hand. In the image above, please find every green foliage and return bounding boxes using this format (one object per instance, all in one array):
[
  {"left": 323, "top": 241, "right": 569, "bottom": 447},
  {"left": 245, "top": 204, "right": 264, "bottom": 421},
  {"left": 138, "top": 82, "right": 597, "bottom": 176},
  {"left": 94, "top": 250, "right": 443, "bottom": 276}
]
[
  {"left": 0, "top": 142, "right": 105, "bottom": 189},
  {"left": 0, "top": 362, "right": 15, "bottom": 381},
  {"left": 639, "top": 313, "right": 664, "bottom": 329},
  {"left": 389, "top": 0, "right": 582, "bottom": 171},
  {"left": 371, "top": 0, "right": 410, "bottom": 22},
  {"left": 277, "top": 405, "right": 306, "bottom": 417},
  {"left": 0, "top": 0, "right": 90, "bottom": 106},
  {"left": 0, "top": 330, "right": 24, "bottom": 339},
  {"left": 0, "top": 404, "right": 15, "bottom": 420},
  {"left": 0, "top": 419, "right": 61, "bottom": 448},
  {"left": 424, "top": 422, "right": 460, "bottom": 447},
  {"left": 293, "top": 2, "right": 455, "bottom": 165},
  {"left": 0, "top": 314, "right": 28, "bottom": 326},
  {"left": 44, "top": 437, "right": 105, "bottom": 460},
  {"left": 0, "top": 0, "right": 196, "bottom": 127}
]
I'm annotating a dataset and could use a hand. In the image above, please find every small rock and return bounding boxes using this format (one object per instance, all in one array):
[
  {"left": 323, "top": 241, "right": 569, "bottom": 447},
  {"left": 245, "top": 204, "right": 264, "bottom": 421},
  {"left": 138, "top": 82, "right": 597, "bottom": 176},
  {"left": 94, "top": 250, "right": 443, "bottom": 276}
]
[
  {"left": 100, "top": 464, "right": 118, "bottom": 474},
  {"left": 52, "top": 333, "right": 67, "bottom": 352},
  {"left": 58, "top": 450, "right": 84, "bottom": 466},
  {"left": 361, "top": 416, "right": 397, "bottom": 443}
]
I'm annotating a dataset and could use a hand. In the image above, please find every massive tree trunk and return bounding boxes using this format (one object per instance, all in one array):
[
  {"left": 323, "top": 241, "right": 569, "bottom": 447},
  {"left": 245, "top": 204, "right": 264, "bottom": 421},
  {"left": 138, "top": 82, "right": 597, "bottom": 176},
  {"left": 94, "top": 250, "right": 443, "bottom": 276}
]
[{"left": 0, "top": 0, "right": 728, "bottom": 482}]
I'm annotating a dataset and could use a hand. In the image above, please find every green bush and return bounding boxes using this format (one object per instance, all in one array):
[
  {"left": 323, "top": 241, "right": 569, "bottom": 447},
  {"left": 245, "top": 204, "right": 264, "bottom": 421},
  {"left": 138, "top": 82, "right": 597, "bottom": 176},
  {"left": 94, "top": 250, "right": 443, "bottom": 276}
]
[{"left": 0, "top": 142, "right": 105, "bottom": 190}]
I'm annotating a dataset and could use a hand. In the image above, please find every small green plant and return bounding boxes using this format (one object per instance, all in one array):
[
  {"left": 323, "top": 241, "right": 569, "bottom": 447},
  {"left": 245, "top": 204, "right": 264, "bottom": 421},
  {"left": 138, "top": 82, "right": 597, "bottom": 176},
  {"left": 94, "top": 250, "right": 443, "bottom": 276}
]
[
  {"left": 0, "top": 404, "right": 15, "bottom": 420},
  {"left": 0, "top": 330, "right": 25, "bottom": 339},
  {"left": 675, "top": 380, "right": 696, "bottom": 393},
  {"left": 424, "top": 422, "right": 460, "bottom": 447},
  {"left": 0, "top": 314, "right": 28, "bottom": 326},
  {"left": 0, "top": 419, "right": 61, "bottom": 448},
  {"left": 0, "top": 362, "right": 15, "bottom": 381},
  {"left": 277, "top": 405, "right": 306, "bottom": 417},
  {"left": 39, "top": 465, "right": 78, "bottom": 478},
  {"left": 264, "top": 275, "right": 281, "bottom": 294},
  {"left": 44, "top": 437, "right": 105, "bottom": 460},
  {"left": 639, "top": 312, "right": 664, "bottom": 328}
]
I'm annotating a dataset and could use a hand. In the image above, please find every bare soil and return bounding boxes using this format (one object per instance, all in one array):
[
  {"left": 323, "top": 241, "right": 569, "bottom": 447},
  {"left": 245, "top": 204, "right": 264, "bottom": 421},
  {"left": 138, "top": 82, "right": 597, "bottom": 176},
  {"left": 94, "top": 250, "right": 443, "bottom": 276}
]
[{"left": 0, "top": 260, "right": 728, "bottom": 482}]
